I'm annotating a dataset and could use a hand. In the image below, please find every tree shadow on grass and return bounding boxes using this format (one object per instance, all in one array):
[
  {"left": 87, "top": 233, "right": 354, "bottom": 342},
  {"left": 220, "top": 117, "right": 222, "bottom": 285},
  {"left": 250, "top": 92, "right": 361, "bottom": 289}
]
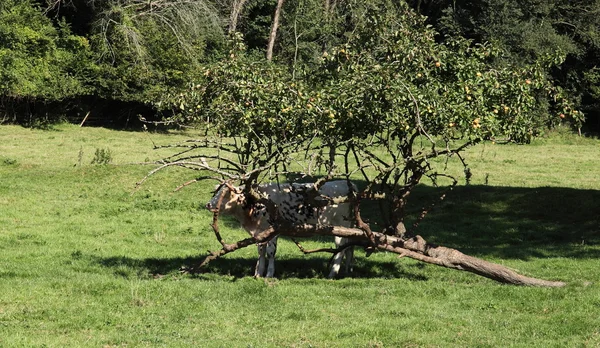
[
  {"left": 95, "top": 185, "right": 599, "bottom": 280},
  {"left": 396, "top": 185, "right": 600, "bottom": 261},
  {"left": 94, "top": 253, "right": 429, "bottom": 281}
]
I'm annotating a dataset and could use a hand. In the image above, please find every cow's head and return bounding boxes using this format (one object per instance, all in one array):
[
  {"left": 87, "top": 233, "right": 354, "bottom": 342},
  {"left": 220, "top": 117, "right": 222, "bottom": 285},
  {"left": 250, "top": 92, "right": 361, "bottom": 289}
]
[{"left": 205, "top": 183, "right": 244, "bottom": 213}]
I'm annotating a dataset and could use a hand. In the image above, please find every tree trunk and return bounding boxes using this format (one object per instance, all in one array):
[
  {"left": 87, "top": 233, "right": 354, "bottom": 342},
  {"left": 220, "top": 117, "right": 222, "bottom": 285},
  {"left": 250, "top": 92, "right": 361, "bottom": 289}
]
[
  {"left": 296, "top": 225, "right": 567, "bottom": 287},
  {"left": 322, "top": 0, "right": 337, "bottom": 53},
  {"left": 266, "top": 0, "right": 285, "bottom": 61},
  {"left": 324, "top": 0, "right": 337, "bottom": 15},
  {"left": 229, "top": 0, "right": 248, "bottom": 34}
]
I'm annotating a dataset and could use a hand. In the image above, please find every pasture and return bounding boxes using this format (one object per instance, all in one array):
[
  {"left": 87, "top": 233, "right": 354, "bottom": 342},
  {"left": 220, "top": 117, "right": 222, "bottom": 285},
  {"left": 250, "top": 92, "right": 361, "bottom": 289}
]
[{"left": 1, "top": 123, "right": 599, "bottom": 347}]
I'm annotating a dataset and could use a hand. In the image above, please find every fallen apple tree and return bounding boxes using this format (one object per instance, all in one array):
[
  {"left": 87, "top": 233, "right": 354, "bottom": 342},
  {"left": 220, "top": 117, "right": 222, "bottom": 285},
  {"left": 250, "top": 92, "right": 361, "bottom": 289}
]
[
  {"left": 145, "top": 3, "right": 577, "bottom": 287},
  {"left": 199, "top": 210, "right": 566, "bottom": 287}
]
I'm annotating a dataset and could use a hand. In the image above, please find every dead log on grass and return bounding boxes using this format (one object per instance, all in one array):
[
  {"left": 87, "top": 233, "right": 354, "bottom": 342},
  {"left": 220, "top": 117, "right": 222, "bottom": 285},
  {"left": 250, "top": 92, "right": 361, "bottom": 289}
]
[{"left": 193, "top": 209, "right": 566, "bottom": 287}]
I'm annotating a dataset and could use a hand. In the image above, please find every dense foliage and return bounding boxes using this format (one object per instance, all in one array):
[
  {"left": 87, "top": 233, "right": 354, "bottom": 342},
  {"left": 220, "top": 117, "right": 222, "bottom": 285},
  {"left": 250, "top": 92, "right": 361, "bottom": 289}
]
[
  {"left": 0, "top": 0, "right": 224, "bottom": 125},
  {"left": 406, "top": 0, "right": 600, "bottom": 130},
  {"left": 0, "top": 0, "right": 595, "bottom": 131},
  {"left": 0, "top": 0, "right": 92, "bottom": 100}
]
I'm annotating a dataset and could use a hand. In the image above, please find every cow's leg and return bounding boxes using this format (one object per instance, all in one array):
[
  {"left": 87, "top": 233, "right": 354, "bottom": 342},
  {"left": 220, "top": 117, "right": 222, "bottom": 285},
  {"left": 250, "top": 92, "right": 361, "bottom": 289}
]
[
  {"left": 328, "top": 236, "right": 346, "bottom": 279},
  {"left": 344, "top": 243, "right": 354, "bottom": 274},
  {"left": 265, "top": 236, "right": 278, "bottom": 278},
  {"left": 255, "top": 242, "right": 267, "bottom": 277}
]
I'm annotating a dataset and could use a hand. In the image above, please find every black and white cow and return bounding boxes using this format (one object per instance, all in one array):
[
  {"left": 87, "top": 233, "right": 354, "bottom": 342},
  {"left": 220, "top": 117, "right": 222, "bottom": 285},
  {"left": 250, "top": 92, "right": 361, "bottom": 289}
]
[{"left": 206, "top": 180, "right": 356, "bottom": 278}]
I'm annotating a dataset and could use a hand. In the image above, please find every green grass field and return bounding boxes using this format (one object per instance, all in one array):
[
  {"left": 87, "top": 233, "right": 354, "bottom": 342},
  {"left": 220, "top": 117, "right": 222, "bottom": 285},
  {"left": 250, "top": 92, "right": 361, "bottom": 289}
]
[{"left": 1, "top": 123, "right": 599, "bottom": 347}]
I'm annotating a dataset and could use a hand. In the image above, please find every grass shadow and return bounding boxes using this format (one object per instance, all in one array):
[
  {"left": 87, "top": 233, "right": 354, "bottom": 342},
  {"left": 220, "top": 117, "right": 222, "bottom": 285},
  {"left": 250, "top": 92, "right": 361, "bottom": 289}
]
[
  {"left": 94, "top": 253, "right": 428, "bottom": 281},
  {"left": 96, "top": 184, "right": 599, "bottom": 279},
  {"left": 396, "top": 185, "right": 600, "bottom": 260}
]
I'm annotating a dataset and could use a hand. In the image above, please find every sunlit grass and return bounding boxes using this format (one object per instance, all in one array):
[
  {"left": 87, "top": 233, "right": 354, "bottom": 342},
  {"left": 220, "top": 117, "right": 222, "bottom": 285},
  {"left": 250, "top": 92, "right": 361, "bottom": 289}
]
[{"left": 0, "top": 123, "right": 599, "bottom": 347}]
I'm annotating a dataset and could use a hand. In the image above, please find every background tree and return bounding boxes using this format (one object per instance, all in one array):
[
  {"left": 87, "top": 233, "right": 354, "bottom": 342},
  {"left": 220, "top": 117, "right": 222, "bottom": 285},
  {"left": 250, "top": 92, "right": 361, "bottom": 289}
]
[
  {"left": 0, "top": 0, "right": 93, "bottom": 124},
  {"left": 1, "top": 0, "right": 225, "bottom": 126}
]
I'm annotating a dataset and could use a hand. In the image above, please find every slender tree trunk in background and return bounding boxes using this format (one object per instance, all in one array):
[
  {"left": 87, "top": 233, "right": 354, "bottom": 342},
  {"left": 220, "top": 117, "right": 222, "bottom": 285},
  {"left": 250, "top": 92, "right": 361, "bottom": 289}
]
[
  {"left": 229, "top": 0, "right": 248, "bottom": 34},
  {"left": 266, "top": 0, "right": 285, "bottom": 61},
  {"left": 322, "top": 0, "right": 337, "bottom": 53},
  {"left": 324, "top": 0, "right": 337, "bottom": 14}
]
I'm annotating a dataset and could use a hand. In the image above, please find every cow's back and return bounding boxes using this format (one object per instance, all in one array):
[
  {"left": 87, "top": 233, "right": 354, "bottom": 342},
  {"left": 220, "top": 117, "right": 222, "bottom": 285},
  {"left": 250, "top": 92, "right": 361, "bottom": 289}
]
[
  {"left": 258, "top": 180, "right": 355, "bottom": 228},
  {"left": 313, "top": 181, "right": 355, "bottom": 228}
]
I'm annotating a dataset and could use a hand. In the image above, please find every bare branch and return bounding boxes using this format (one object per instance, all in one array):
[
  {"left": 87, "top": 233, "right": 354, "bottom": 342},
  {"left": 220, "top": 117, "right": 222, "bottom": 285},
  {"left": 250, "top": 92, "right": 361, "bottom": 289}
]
[
  {"left": 292, "top": 238, "right": 368, "bottom": 255},
  {"left": 135, "top": 160, "right": 241, "bottom": 190}
]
